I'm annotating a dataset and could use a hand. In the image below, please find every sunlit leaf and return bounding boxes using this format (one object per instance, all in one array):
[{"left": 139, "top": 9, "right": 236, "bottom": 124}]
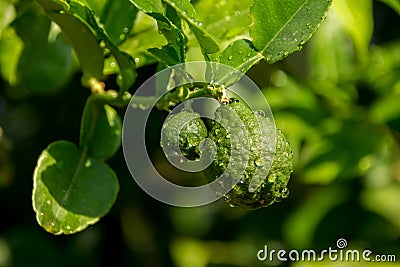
[
  {"left": 33, "top": 141, "right": 119, "bottom": 235},
  {"left": 80, "top": 97, "right": 122, "bottom": 160},
  {"left": 250, "top": 0, "right": 333, "bottom": 63},
  {"left": 101, "top": 0, "right": 138, "bottom": 45},
  {"left": 195, "top": 0, "right": 252, "bottom": 41},
  {"left": 0, "top": 27, "right": 23, "bottom": 85},
  {"left": 213, "top": 39, "right": 262, "bottom": 84},
  {"left": 163, "top": 0, "right": 219, "bottom": 54},
  {"left": 148, "top": 45, "right": 181, "bottom": 66},
  {"left": 0, "top": 0, "right": 15, "bottom": 37}
]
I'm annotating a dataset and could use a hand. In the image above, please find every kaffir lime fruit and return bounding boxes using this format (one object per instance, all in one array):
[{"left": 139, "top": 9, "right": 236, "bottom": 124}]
[
  {"left": 160, "top": 101, "right": 293, "bottom": 209},
  {"left": 161, "top": 110, "right": 208, "bottom": 160},
  {"left": 204, "top": 101, "right": 293, "bottom": 209}
]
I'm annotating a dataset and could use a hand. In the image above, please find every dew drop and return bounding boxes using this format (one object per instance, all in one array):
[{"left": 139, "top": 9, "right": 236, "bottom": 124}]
[
  {"left": 110, "top": 62, "right": 116, "bottom": 68},
  {"left": 123, "top": 27, "right": 129, "bottom": 33},
  {"left": 254, "top": 158, "right": 263, "bottom": 166},
  {"left": 134, "top": 58, "right": 140, "bottom": 63},
  {"left": 228, "top": 55, "right": 233, "bottom": 60},
  {"left": 254, "top": 110, "right": 266, "bottom": 117}
]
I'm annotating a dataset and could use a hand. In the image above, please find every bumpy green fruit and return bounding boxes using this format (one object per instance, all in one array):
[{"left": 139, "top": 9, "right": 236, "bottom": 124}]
[
  {"left": 161, "top": 110, "right": 208, "bottom": 160},
  {"left": 204, "top": 101, "right": 293, "bottom": 209}
]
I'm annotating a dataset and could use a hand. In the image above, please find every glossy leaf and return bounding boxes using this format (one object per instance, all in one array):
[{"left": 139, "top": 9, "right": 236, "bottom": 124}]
[
  {"left": 195, "top": 0, "right": 252, "bottom": 41},
  {"left": 163, "top": 0, "right": 219, "bottom": 54},
  {"left": 159, "top": 5, "right": 186, "bottom": 62},
  {"left": 249, "top": 0, "right": 333, "bottom": 63},
  {"left": 101, "top": 0, "right": 138, "bottom": 45},
  {"left": 78, "top": 0, "right": 107, "bottom": 17},
  {"left": 148, "top": 45, "right": 181, "bottom": 66},
  {"left": 35, "top": 0, "right": 136, "bottom": 90},
  {"left": 130, "top": 0, "right": 164, "bottom": 13},
  {"left": 68, "top": 1, "right": 137, "bottom": 90},
  {"left": 33, "top": 141, "right": 119, "bottom": 235},
  {"left": 130, "top": 0, "right": 185, "bottom": 63},
  {"left": 214, "top": 39, "right": 262, "bottom": 84},
  {"left": 80, "top": 97, "right": 122, "bottom": 160}
]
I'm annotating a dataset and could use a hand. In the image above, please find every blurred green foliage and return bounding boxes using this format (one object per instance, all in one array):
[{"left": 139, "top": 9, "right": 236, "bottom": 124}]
[{"left": 0, "top": 0, "right": 400, "bottom": 266}]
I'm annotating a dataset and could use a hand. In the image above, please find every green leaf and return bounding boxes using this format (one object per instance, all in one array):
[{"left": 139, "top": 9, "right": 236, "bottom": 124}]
[
  {"left": 113, "top": 11, "right": 167, "bottom": 68},
  {"left": 0, "top": 0, "right": 16, "bottom": 38},
  {"left": 163, "top": 0, "right": 219, "bottom": 54},
  {"left": 159, "top": 5, "right": 186, "bottom": 62},
  {"left": 35, "top": 0, "right": 136, "bottom": 90},
  {"left": 214, "top": 39, "right": 262, "bottom": 84},
  {"left": 148, "top": 45, "right": 181, "bottom": 66},
  {"left": 130, "top": 0, "right": 164, "bottom": 13},
  {"left": 195, "top": 0, "right": 252, "bottom": 41},
  {"left": 379, "top": 0, "right": 400, "bottom": 15},
  {"left": 77, "top": 0, "right": 107, "bottom": 16},
  {"left": 35, "top": 0, "right": 104, "bottom": 82},
  {"left": 80, "top": 97, "right": 122, "bottom": 160},
  {"left": 0, "top": 27, "right": 23, "bottom": 85},
  {"left": 130, "top": 0, "right": 186, "bottom": 63},
  {"left": 68, "top": 1, "right": 137, "bottom": 90},
  {"left": 249, "top": 0, "right": 333, "bottom": 63},
  {"left": 101, "top": 0, "right": 138, "bottom": 45},
  {"left": 32, "top": 141, "right": 119, "bottom": 235},
  {"left": 11, "top": 3, "right": 75, "bottom": 94}
]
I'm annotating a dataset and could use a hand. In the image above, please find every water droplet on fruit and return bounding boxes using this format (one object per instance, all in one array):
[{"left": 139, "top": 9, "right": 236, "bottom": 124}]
[{"left": 268, "top": 173, "right": 277, "bottom": 182}]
